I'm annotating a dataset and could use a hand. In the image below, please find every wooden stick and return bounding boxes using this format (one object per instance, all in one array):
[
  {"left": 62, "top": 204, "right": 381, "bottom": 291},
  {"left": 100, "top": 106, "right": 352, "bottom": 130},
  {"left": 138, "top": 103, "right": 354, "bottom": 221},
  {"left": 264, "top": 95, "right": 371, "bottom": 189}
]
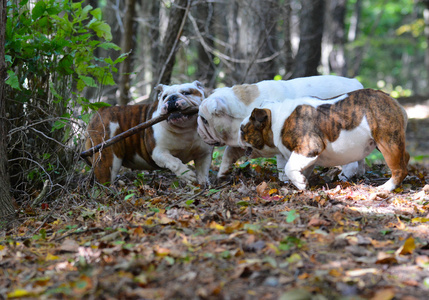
[{"left": 80, "top": 106, "right": 199, "bottom": 159}]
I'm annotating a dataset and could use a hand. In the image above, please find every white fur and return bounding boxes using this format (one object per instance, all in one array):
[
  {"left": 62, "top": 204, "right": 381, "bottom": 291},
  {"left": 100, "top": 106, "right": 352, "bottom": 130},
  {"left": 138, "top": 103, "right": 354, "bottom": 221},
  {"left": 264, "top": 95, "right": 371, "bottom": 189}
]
[
  {"left": 111, "top": 154, "right": 123, "bottom": 183},
  {"left": 198, "top": 75, "right": 365, "bottom": 179},
  {"left": 109, "top": 122, "right": 120, "bottom": 139}
]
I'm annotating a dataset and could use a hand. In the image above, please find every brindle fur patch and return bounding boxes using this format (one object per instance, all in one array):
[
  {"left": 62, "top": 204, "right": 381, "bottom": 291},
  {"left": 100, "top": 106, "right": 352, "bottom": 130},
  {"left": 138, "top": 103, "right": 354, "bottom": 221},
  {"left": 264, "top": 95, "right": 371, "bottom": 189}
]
[
  {"left": 188, "top": 88, "right": 203, "bottom": 98},
  {"left": 85, "top": 102, "right": 158, "bottom": 183},
  {"left": 232, "top": 84, "right": 260, "bottom": 106},
  {"left": 241, "top": 108, "right": 275, "bottom": 150}
]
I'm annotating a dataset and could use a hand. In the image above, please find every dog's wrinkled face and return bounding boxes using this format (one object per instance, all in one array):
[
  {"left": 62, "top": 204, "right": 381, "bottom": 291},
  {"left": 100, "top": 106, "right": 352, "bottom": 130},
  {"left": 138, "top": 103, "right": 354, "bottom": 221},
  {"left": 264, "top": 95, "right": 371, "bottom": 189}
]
[
  {"left": 239, "top": 108, "right": 273, "bottom": 156},
  {"left": 157, "top": 81, "right": 205, "bottom": 126}
]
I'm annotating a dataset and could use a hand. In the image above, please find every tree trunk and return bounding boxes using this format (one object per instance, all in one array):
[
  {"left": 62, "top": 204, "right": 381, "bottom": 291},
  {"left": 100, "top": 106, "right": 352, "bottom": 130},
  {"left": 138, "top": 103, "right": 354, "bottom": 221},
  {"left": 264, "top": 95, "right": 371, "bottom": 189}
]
[
  {"left": 291, "top": 0, "right": 325, "bottom": 78},
  {"left": 0, "top": 0, "right": 15, "bottom": 225},
  {"left": 322, "top": 0, "right": 347, "bottom": 76},
  {"left": 284, "top": 0, "right": 294, "bottom": 79},
  {"left": 194, "top": 1, "right": 216, "bottom": 88},
  {"left": 151, "top": 0, "right": 190, "bottom": 99},
  {"left": 225, "top": 0, "right": 279, "bottom": 84},
  {"left": 118, "top": 0, "right": 137, "bottom": 105},
  {"left": 424, "top": 1, "right": 429, "bottom": 93}
]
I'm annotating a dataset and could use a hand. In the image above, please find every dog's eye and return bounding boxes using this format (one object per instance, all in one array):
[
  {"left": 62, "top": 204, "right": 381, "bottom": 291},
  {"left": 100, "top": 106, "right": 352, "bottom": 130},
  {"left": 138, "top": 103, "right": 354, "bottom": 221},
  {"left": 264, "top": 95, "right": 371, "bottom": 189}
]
[
  {"left": 162, "top": 95, "right": 167, "bottom": 100},
  {"left": 201, "top": 116, "right": 208, "bottom": 125},
  {"left": 182, "top": 91, "right": 191, "bottom": 96}
]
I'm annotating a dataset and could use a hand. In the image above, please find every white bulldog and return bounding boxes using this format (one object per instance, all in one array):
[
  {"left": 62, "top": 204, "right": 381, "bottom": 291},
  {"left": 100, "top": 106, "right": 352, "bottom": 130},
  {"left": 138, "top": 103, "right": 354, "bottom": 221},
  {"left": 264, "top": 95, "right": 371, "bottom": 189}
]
[
  {"left": 239, "top": 89, "right": 409, "bottom": 191},
  {"left": 197, "top": 75, "right": 365, "bottom": 180},
  {"left": 85, "top": 81, "right": 213, "bottom": 185}
]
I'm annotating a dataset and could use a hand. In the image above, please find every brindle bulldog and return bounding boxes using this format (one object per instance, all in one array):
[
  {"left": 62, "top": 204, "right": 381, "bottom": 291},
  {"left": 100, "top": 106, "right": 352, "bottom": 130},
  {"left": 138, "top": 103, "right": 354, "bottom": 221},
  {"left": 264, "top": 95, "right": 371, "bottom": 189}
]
[
  {"left": 85, "top": 81, "right": 213, "bottom": 185},
  {"left": 239, "top": 89, "right": 409, "bottom": 191}
]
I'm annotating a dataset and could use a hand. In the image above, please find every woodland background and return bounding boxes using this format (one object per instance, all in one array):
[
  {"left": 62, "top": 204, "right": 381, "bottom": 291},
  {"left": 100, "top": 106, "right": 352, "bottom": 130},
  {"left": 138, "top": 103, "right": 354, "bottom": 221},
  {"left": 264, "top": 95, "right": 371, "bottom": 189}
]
[
  {"left": 1, "top": 1, "right": 429, "bottom": 299},
  {"left": 2, "top": 0, "right": 429, "bottom": 214}
]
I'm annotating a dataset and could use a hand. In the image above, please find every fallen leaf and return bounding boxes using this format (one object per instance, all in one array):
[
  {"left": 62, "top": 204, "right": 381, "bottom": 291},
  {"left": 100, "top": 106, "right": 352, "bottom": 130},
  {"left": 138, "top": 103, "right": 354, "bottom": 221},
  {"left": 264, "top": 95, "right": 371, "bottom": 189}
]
[
  {"left": 370, "top": 287, "right": 395, "bottom": 300},
  {"left": 7, "top": 288, "right": 31, "bottom": 298},
  {"left": 376, "top": 252, "right": 398, "bottom": 264},
  {"left": 46, "top": 253, "right": 60, "bottom": 261},
  {"left": 346, "top": 268, "right": 378, "bottom": 277},
  {"left": 256, "top": 182, "right": 269, "bottom": 198},
  {"left": 411, "top": 217, "right": 429, "bottom": 223},
  {"left": 59, "top": 239, "right": 79, "bottom": 252},
  {"left": 396, "top": 236, "right": 416, "bottom": 255},
  {"left": 209, "top": 221, "right": 225, "bottom": 231},
  {"left": 279, "top": 288, "right": 312, "bottom": 300},
  {"left": 307, "top": 217, "right": 330, "bottom": 227}
]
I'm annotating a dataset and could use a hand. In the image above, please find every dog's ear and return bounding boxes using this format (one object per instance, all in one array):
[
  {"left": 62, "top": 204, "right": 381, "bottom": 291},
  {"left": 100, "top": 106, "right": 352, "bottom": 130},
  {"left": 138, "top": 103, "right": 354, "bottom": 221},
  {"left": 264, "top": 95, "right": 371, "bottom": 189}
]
[
  {"left": 250, "top": 108, "right": 269, "bottom": 130},
  {"left": 208, "top": 97, "right": 231, "bottom": 116},
  {"left": 193, "top": 80, "right": 204, "bottom": 91},
  {"left": 155, "top": 84, "right": 165, "bottom": 93}
]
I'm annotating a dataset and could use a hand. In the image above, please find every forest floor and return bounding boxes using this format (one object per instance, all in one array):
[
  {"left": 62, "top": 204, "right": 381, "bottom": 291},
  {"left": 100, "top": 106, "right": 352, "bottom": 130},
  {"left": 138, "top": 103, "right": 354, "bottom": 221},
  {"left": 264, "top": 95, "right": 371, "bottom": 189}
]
[{"left": 1, "top": 100, "right": 429, "bottom": 300}]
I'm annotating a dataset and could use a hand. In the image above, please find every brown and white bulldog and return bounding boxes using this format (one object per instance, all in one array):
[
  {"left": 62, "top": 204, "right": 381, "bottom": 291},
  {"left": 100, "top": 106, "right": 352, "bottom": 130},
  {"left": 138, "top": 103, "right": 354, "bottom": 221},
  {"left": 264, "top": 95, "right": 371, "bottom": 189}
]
[
  {"left": 239, "top": 89, "right": 409, "bottom": 191},
  {"left": 197, "top": 75, "right": 365, "bottom": 181},
  {"left": 85, "top": 81, "right": 213, "bottom": 185}
]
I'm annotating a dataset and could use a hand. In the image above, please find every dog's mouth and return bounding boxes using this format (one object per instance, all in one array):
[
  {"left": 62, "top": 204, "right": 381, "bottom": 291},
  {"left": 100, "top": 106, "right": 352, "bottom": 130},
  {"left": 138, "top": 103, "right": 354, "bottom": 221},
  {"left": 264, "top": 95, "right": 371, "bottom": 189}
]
[
  {"left": 167, "top": 112, "right": 192, "bottom": 123},
  {"left": 245, "top": 147, "right": 253, "bottom": 157}
]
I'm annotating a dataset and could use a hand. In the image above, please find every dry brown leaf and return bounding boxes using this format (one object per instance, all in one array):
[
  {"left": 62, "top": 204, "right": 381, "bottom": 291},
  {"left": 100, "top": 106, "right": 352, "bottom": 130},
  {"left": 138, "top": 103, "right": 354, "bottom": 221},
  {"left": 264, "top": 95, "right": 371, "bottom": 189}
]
[
  {"left": 370, "top": 288, "right": 395, "bottom": 300},
  {"left": 396, "top": 236, "right": 416, "bottom": 255},
  {"left": 307, "top": 217, "right": 330, "bottom": 227},
  {"left": 376, "top": 252, "right": 398, "bottom": 264},
  {"left": 59, "top": 239, "right": 79, "bottom": 253}
]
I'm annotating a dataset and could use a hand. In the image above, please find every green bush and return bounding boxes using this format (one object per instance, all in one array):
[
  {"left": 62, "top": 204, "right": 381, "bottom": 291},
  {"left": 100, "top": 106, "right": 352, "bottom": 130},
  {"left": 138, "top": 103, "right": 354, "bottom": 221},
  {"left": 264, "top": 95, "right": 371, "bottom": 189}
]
[{"left": 5, "top": 0, "right": 125, "bottom": 203}]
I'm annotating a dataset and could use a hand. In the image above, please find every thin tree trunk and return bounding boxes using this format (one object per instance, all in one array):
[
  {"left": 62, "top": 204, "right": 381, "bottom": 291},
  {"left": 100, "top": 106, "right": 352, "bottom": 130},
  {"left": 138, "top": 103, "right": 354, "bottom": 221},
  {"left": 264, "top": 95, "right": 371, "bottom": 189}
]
[
  {"left": 284, "top": 0, "right": 294, "bottom": 79},
  {"left": 0, "top": 0, "right": 15, "bottom": 225},
  {"left": 151, "top": 0, "right": 191, "bottom": 100},
  {"left": 119, "top": 0, "right": 137, "bottom": 105},
  {"left": 424, "top": 1, "right": 429, "bottom": 93},
  {"left": 194, "top": 1, "right": 216, "bottom": 88},
  {"left": 322, "top": 0, "right": 347, "bottom": 76},
  {"left": 292, "top": 0, "right": 325, "bottom": 78}
]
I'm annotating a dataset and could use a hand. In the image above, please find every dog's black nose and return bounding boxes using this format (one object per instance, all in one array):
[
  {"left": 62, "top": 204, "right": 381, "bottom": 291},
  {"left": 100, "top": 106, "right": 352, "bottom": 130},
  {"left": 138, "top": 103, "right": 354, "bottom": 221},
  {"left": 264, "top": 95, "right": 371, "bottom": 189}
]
[{"left": 167, "top": 95, "right": 178, "bottom": 112}]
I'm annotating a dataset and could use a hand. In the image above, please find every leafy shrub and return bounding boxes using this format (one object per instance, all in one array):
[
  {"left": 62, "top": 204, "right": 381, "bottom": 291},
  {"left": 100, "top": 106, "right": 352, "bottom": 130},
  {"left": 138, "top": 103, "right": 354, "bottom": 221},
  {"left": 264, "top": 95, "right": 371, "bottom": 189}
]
[{"left": 5, "top": 0, "right": 125, "bottom": 203}]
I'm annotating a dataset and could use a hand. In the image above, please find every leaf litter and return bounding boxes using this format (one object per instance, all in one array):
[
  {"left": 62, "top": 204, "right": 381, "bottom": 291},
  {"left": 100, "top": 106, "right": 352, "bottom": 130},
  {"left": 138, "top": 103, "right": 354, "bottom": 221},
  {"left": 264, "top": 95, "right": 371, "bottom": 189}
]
[{"left": 1, "top": 157, "right": 429, "bottom": 299}]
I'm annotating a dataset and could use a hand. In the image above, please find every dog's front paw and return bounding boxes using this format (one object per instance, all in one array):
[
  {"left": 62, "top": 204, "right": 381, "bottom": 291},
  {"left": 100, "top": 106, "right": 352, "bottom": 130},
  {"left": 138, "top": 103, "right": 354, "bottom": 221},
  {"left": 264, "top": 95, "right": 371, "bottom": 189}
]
[
  {"left": 376, "top": 178, "right": 396, "bottom": 192},
  {"left": 292, "top": 181, "right": 308, "bottom": 190},
  {"left": 278, "top": 170, "right": 289, "bottom": 182},
  {"left": 177, "top": 168, "right": 197, "bottom": 184}
]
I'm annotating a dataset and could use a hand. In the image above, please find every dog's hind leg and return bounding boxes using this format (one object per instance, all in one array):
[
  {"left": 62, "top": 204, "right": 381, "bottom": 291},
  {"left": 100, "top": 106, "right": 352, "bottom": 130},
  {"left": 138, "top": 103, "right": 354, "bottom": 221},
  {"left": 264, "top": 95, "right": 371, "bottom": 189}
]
[{"left": 375, "top": 140, "right": 409, "bottom": 192}]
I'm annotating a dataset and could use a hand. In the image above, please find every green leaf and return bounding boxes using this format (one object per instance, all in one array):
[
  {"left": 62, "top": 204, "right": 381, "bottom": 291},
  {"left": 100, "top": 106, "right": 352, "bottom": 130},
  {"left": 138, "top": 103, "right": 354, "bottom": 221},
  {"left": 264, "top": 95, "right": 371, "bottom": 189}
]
[
  {"left": 79, "top": 75, "right": 97, "bottom": 88},
  {"left": 207, "top": 189, "right": 221, "bottom": 196},
  {"left": 124, "top": 194, "right": 135, "bottom": 201},
  {"left": 58, "top": 55, "right": 74, "bottom": 75},
  {"left": 238, "top": 161, "right": 250, "bottom": 169},
  {"left": 90, "top": 8, "right": 102, "bottom": 21},
  {"left": 88, "top": 20, "right": 112, "bottom": 41},
  {"left": 100, "top": 72, "right": 116, "bottom": 86},
  {"left": 5, "top": 55, "right": 12, "bottom": 64},
  {"left": 281, "top": 210, "right": 299, "bottom": 223},
  {"left": 99, "top": 42, "right": 121, "bottom": 51},
  {"left": 88, "top": 102, "right": 111, "bottom": 110},
  {"left": 5, "top": 70, "right": 21, "bottom": 90},
  {"left": 32, "top": 1, "right": 46, "bottom": 20},
  {"left": 81, "top": 113, "right": 91, "bottom": 124},
  {"left": 185, "top": 199, "right": 195, "bottom": 206},
  {"left": 236, "top": 201, "right": 250, "bottom": 207},
  {"left": 51, "top": 120, "right": 67, "bottom": 132}
]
